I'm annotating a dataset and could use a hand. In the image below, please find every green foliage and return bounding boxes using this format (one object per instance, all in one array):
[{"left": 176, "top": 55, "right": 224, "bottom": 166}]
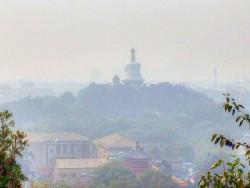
[
  {"left": 0, "top": 110, "right": 28, "bottom": 188},
  {"left": 89, "top": 162, "right": 176, "bottom": 188},
  {"left": 2, "top": 83, "right": 227, "bottom": 163},
  {"left": 89, "top": 162, "right": 138, "bottom": 188},
  {"left": 52, "top": 181, "right": 71, "bottom": 188},
  {"left": 32, "top": 182, "right": 50, "bottom": 188},
  {"left": 138, "top": 170, "right": 176, "bottom": 188},
  {"left": 198, "top": 94, "right": 250, "bottom": 188},
  {"left": 199, "top": 156, "right": 250, "bottom": 188},
  {"left": 31, "top": 181, "right": 70, "bottom": 188}
]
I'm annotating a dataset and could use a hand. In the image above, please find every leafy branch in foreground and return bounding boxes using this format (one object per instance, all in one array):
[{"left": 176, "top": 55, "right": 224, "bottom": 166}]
[
  {"left": 198, "top": 94, "right": 250, "bottom": 188},
  {"left": 0, "top": 110, "right": 28, "bottom": 188}
]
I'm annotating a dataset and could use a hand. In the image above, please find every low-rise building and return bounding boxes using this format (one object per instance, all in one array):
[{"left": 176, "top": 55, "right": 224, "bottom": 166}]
[
  {"left": 94, "top": 133, "right": 136, "bottom": 160},
  {"left": 25, "top": 132, "right": 93, "bottom": 179},
  {"left": 54, "top": 158, "right": 107, "bottom": 188}
]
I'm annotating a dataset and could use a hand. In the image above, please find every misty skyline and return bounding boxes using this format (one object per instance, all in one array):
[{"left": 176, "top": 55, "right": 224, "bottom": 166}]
[{"left": 0, "top": 0, "right": 249, "bottom": 83}]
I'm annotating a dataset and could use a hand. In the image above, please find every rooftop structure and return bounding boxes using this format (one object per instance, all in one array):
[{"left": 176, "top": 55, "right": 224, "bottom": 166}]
[
  {"left": 54, "top": 159, "right": 107, "bottom": 188},
  {"left": 124, "top": 142, "right": 150, "bottom": 160},
  {"left": 123, "top": 141, "right": 151, "bottom": 175},
  {"left": 94, "top": 133, "right": 136, "bottom": 150},
  {"left": 27, "top": 132, "right": 90, "bottom": 143},
  {"left": 55, "top": 158, "right": 107, "bottom": 169},
  {"left": 94, "top": 133, "right": 136, "bottom": 159},
  {"left": 123, "top": 48, "right": 144, "bottom": 87}
]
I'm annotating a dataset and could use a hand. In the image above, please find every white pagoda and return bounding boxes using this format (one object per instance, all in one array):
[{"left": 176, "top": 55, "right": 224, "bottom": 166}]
[{"left": 123, "top": 48, "right": 144, "bottom": 87}]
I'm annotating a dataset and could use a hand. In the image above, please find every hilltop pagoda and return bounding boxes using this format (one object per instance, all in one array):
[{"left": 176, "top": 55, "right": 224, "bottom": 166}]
[{"left": 123, "top": 48, "right": 144, "bottom": 87}]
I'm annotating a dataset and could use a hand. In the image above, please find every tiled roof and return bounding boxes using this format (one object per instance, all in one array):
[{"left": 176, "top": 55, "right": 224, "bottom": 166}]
[
  {"left": 27, "top": 132, "right": 90, "bottom": 143},
  {"left": 124, "top": 144, "right": 150, "bottom": 160},
  {"left": 94, "top": 133, "right": 136, "bottom": 149},
  {"left": 55, "top": 159, "right": 107, "bottom": 169}
]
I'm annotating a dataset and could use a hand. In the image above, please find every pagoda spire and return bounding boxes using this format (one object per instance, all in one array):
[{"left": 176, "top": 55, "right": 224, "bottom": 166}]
[
  {"left": 123, "top": 48, "right": 144, "bottom": 87},
  {"left": 130, "top": 48, "right": 136, "bottom": 63}
]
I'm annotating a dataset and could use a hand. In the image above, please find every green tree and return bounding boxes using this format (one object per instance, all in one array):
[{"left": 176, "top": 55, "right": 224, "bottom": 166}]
[
  {"left": 89, "top": 162, "right": 138, "bottom": 188},
  {"left": 52, "top": 181, "right": 70, "bottom": 188},
  {"left": 138, "top": 170, "right": 176, "bottom": 188},
  {"left": 0, "top": 110, "right": 28, "bottom": 188},
  {"left": 198, "top": 94, "right": 250, "bottom": 188}
]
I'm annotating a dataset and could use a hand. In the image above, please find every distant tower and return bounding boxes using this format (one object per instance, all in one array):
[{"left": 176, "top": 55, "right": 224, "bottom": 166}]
[
  {"left": 112, "top": 75, "right": 121, "bottom": 86},
  {"left": 123, "top": 48, "right": 144, "bottom": 87},
  {"left": 130, "top": 48, "right": 136, "bottom": 63}
]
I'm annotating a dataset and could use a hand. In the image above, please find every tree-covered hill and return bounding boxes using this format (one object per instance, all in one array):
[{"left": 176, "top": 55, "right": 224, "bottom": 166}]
[
  {"left": 0, "top": 82, "right": 236, "bottom": 164},
  {"left": 1, "top": 82, "right": 218, "bottom": 127},
  {"left": 75, "top": 82, "right": 214, "bottom": 117}
]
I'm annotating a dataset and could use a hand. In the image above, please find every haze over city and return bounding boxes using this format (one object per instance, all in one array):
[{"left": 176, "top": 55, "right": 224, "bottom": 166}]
[
  {"left": 1, "top": 1, "right": 250, "bottom": 188},
  {"left": 0, "top": 0, "right": 249, "bottom": 83}
]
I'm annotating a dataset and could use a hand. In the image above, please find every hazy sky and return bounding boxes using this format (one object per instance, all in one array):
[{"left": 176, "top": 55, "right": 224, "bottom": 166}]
[{"left": 0, "top": 0, "right": 249, "bottom": 83}]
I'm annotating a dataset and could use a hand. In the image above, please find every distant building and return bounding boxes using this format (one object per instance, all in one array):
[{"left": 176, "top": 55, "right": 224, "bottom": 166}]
[
  {"left": 54, "top": 158, "right": 107, "bottom": 188},
  {"left": 94, "top": 133, "right": 136, "bottom": 160},
  {"left": 123, "top": 48, "right": 144, "bottom": 87},
  {"left": 25, "top": 132, "right": 93, "bottom": 179},
  {"left": 123, "top": 141, "right": 151, "bottom": 176},
  {"left": 112, "top": 75, "right": 121, "bottom": 86}
]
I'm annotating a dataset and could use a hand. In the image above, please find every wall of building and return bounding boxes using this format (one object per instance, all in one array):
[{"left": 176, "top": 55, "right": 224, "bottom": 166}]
[{"left": 25, "top": 140, "right": 93, "bottom": 180}]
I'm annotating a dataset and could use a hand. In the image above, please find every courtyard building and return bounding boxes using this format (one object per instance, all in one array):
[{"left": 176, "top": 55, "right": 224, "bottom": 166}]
[
  {"left": 25, "top": 132, "right": 93, "bottom": 179},
  {"left": 94, "top": 133, "right": 136, "bottom": 160}
]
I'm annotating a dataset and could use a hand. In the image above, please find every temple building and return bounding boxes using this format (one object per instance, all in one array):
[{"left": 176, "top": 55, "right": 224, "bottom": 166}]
[
  {"left": 94, "top": 133, "right": 136, "bottom": 160},
  {"left": 123, "top": 48, "right": 144, "bottom": 87},
  {"left": 123, "top": 141, "right": 151, "bottom": 176}
]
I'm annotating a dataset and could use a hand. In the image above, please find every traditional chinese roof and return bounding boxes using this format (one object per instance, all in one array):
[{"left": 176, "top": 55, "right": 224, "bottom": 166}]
[
  {"left": 27, "top": 132, "right": 90, "bottom": 143},
  {"left": 123, "top": 142, "right": 150, "bottom": 160},
  {"left": 94, "top": 133, "right": 136, "bottom": 150},
  {"left": 55, "top": 159, "right": 107, "bottom": 169}
]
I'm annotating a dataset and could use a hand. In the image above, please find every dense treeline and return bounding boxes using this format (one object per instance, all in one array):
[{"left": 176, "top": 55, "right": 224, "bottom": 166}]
[
  {"left": 0, "top": 82, "right": 239, "bottom": 165},
  {"left": 89, "top": 162, "right": 179, "bottom": 188}
]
